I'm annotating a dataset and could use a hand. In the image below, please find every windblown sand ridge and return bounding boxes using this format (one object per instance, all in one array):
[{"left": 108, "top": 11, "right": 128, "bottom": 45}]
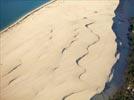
[{"left": 0, "top": 0, "right": 118, "bottom": 100}]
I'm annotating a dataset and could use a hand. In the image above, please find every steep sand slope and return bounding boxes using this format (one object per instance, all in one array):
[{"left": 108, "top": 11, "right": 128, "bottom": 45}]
[{"left": 0, "top": 0, "right": 118, "bottom": 100}]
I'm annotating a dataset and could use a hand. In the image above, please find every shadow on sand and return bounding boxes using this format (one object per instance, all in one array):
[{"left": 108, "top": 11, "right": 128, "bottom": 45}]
[{"left": 91, "top": 0, "right": 134, "bottom": 100}]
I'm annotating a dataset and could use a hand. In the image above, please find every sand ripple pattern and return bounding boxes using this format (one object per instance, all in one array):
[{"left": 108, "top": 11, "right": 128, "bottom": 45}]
[{"left": 0, "top": 0, "right": 118, "bottom": 100}]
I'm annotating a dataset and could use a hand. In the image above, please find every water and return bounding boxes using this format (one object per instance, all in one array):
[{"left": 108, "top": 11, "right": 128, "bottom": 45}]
[{"left": 0, "top": 0, "right": 49, "bottom": 30}]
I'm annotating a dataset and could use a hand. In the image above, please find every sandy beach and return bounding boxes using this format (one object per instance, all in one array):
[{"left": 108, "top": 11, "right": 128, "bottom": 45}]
[{"left": 0, "top": 0, "right": 119, "bottom": 100}]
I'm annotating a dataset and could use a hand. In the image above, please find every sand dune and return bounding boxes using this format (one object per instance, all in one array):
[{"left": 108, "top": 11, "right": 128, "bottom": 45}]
[{"left": 0, "top": 0, "right": 119, "bottom": 100}]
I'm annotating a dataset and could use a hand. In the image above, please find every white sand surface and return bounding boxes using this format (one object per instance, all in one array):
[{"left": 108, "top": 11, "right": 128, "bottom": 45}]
[{"left": 0, "top": 0, "right": 119, "bottom": 100}]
